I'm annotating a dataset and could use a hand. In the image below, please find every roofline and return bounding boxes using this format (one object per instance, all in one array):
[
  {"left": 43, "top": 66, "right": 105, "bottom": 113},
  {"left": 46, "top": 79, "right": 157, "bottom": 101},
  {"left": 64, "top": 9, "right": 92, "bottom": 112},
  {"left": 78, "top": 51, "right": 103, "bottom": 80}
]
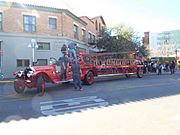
[
  {"left": 80, "top": 16, "right": 94, "bottom": 24},
  {"left": 0, "top": 1, "right": 87, "bottom": 26},
  {"left": 91, "top": 16, "right": 106, "bottom": 26}
]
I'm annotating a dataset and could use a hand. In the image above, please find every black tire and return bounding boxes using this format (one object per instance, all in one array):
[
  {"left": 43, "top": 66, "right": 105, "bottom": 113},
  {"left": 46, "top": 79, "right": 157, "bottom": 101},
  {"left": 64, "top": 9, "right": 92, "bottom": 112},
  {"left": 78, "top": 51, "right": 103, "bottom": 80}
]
[
  {"left": 37, "top": 76, "right": 45, "bottom": 96},
  {"left": 137, "top": 68, "right": 143, "bottom": 78},
  {"left": 84, "top": 71, "right": 94, "bottom": 85},
  {"left": 14, "top": 79, "right": 25, "bottom": 94}
]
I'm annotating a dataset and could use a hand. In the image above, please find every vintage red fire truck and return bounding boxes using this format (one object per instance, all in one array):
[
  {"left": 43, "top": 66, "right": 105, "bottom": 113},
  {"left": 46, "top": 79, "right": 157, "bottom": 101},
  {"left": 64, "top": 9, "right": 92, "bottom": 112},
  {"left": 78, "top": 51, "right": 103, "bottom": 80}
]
[{"left": 13, "top": 51, "right": 144, "bottom": 95}]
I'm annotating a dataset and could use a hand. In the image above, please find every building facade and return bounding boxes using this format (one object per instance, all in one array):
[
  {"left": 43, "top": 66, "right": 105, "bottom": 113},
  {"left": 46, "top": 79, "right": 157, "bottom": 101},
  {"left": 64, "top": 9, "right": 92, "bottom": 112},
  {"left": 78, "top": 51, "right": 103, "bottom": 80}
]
[
  {"left": 146, "top": 30, "right": 180, "bottom": 58},
  {"left": 0, "top": 1, "right": 106, "bottom": 78}
]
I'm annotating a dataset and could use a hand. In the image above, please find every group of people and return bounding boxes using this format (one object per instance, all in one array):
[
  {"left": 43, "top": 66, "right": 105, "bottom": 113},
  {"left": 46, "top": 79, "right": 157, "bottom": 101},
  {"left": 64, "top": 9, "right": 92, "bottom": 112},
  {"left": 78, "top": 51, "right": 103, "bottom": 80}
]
[
  {"left": 143, "top": 60, "right": 176, "bottom": 75},
  {"left": 59, "top": 42, "right": 83, "bottom": 91}
]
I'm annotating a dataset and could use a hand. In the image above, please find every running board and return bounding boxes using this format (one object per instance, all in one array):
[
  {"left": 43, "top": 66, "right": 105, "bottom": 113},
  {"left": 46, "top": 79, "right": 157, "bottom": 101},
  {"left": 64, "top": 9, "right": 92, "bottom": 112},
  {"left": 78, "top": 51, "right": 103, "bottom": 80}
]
[
  {"left": 54, "top": 79, "right": 73, "bottom": 84},
  {"left": 98, "top": 73, "right": 135, "bottom": 77}
]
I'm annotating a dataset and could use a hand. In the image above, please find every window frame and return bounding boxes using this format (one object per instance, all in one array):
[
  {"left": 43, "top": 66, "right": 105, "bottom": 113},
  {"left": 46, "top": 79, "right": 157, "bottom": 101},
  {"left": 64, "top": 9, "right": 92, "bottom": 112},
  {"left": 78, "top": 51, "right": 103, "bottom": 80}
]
[
  {"left": 37, "top": 42, "right": 51, "bottom": 51},
  {"left": 73, "top": 24, "right": 78, "bottom": 39},
  {"left": 88, "top": 32, "right": 92, "bottom": 43},
  {"left": 48, "top": 17, "right": 57, "bottom": 30},
  {"left": 82, "top": 29, "right": 86, "bottom": 42},
  {"left": 16, "top": 59, "right": 30, "bottom": 67},
  {"left": 23, "top": 15, "right": 36, "bottom": 33}
]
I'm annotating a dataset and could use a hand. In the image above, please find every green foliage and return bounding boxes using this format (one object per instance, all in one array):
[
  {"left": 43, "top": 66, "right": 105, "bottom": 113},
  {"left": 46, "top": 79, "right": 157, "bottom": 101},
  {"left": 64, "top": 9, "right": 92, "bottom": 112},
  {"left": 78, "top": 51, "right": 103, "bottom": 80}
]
[
  {"left": 96, "top": 23, "right": 149, "bottom": 58},
  {"left": 159, "top": 57, "right": 175, "bottom": 62}
]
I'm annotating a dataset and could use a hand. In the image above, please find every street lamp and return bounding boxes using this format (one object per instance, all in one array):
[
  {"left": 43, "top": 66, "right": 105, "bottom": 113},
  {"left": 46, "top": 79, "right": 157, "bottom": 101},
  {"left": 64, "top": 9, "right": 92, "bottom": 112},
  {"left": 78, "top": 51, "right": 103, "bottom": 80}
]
[{"left": 28, "top": 39, "right": 38, "bottom": 66}]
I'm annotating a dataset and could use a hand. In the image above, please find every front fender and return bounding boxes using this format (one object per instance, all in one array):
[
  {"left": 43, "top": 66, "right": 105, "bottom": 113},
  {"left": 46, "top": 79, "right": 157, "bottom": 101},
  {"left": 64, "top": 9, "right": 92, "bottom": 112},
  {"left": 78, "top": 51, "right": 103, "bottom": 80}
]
[{"left": 32, "top": 71, "right": 52, "bottom": 82}]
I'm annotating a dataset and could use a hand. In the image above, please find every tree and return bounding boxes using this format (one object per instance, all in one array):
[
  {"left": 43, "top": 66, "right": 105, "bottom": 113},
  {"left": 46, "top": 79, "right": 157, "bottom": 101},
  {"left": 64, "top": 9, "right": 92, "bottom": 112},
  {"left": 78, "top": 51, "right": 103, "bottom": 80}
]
[{"left": 96, "top": 23, "right": 149, "bottom": 58}]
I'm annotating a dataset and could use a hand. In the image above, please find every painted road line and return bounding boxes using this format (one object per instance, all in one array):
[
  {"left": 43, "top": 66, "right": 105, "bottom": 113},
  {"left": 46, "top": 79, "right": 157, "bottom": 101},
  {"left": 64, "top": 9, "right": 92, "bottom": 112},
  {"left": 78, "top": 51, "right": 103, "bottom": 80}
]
[
  {"left": 40, "top": 96, "right": 108, "bottom": 116},
  {"left": 40, "top": 96, "right": 97, "bottom": 105},
  {"left": 0, "top": 80, "right": 15, "bottom": 83},
  {"left": 42, "top": 102, "right": 108, "bottom": 115}
]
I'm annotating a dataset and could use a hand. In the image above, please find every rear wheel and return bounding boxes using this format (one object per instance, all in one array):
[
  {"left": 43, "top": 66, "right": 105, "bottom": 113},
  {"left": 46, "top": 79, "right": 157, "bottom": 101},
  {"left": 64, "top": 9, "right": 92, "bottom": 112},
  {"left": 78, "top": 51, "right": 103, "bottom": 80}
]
[
  {"left": 137, "top": 68, "right": 143, "bottom": 78},
  {"left": 84, "top": 71, "right": 94, "bottom": 85},
  {"left": 14, "top": 79, "right": 25, "bottom": 93},
  {"left": 37, "top": 76, "right": 45, "bottom": 96}
]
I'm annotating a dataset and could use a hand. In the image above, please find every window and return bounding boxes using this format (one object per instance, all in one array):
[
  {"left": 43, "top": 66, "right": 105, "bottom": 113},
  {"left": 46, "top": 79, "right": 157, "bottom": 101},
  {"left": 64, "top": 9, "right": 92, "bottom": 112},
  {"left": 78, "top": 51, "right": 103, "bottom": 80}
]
[
  {"left": 37, "top": 42, "right": 50, "bottom": 50},
  {"left": 99, "top": 23, "right": 101, "bottom": 33},
  {"left": 23, "top": 15, "right": 36, "bottom": 32},
  {"left": 95, "top": 20, "right": 98, "bottom": 30},
  {"left": 49, "top": 17, "right": 57, "bottom": 30},
  {"left": 82, "top": 29, "right": 86, "bottom": 42},
  {"left": 17, "top": 59, "right": 30, "bottom": 67},
  {"left": 88, "top": 32, "right": 92, "bottom": 43},
  {"left": 73, "top": 24, "right": 78, "bottom": 39},
  {"left": 0, "top": 13, "right": 2, "bottom": 30},
  {"left": 37, "top": 59, "right": 48, "bottom": 65}
]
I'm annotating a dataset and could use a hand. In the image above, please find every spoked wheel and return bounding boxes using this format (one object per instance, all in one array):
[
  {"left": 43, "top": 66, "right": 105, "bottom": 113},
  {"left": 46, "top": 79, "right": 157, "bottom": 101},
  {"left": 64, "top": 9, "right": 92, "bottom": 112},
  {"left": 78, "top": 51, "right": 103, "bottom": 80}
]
[
  {"left": 84, "top": 71, "right": 94, "bottom": 85},
  {"left": 37, "top": 76, "right": 45, "bottom": 96},
  {"left": 137, "top": 68, "right": 143, "bottom": 78},
  {"left": 14, "top": 79, "right": 25, "bottom": 94}
]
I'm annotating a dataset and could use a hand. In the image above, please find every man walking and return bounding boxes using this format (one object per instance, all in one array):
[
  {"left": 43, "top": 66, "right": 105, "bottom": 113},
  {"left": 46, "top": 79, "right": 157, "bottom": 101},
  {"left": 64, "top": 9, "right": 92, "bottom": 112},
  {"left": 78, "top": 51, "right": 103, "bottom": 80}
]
[{"left": 71, "top": 61, "right": 83, "bottom": 91}]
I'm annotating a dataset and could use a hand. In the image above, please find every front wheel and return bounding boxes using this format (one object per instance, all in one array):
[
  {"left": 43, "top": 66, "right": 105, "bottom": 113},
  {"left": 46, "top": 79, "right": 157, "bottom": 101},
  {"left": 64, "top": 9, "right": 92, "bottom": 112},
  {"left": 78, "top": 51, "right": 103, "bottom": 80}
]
[
  {"left": 14, "top": 79, "right": 25, "bottom": 93},
  {"left": 37, "top": 76, "right": 45, "bottom": 96},
  {"left": 84, "top": 71, "right": 94, "bottom": 85}
]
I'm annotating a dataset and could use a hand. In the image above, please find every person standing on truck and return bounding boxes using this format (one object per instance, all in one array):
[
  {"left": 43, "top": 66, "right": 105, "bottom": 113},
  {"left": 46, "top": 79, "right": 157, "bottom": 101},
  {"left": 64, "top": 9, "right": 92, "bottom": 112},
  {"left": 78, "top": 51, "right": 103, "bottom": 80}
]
[
  {"left": 68, "top": 42, "right": 78, "bottom": 64},
  {"left": 61, "top": 44, "right": 68, "bottom": 56},
  {"left": 71, "top": 61, "right": 83, "bottom": 91}
]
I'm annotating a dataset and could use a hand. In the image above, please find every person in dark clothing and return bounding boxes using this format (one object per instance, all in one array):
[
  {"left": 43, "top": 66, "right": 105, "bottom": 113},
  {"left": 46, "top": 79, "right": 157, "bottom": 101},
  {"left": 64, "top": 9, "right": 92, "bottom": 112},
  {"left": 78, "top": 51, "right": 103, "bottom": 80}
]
[
  {"left": 170, "top": 61, "right": 175, "bottom": 74},
  {"left": 157, "top": 63, "right": 162, "bottom": 75},
  {"left": 58, "top": 57, "right": 65, "bottom": 80},
  {"left": 71, "top": 62, "right": 83, "bottom": 91},
  {"left": 61, "top": 44, "right": 68, "bottom": 56},
  {"left": 61, "top": 54, "right": 69, "bottom": 80}
]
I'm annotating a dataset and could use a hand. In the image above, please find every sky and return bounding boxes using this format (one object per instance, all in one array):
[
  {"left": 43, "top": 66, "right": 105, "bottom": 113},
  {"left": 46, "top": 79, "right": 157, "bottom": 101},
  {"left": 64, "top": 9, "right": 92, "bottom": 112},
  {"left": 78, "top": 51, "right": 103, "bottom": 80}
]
[{"left": 2, "top": 0, "right": 180, "bottom": 33}]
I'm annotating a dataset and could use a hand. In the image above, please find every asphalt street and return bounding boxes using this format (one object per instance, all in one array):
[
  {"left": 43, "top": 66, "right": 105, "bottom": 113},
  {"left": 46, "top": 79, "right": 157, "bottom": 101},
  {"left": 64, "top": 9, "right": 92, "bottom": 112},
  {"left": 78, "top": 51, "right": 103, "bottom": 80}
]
[{"left": 0, "top": 71, "right": 180, "bottom": 123}]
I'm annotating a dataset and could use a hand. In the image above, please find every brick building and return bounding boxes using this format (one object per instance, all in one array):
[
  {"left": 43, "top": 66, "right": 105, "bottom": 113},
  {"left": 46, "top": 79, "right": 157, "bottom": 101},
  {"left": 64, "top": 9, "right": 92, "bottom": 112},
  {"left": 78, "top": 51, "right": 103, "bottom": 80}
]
[{"left": 0, "top": 1, "right": 106, "bottom": 78}]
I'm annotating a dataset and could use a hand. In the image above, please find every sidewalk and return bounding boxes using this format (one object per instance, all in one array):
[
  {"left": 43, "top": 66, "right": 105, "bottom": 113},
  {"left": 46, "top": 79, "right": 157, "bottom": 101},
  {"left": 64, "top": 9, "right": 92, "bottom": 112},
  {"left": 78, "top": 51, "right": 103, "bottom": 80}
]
[{"left": 1, "top": 94, "right": 180, "bottom": 135}]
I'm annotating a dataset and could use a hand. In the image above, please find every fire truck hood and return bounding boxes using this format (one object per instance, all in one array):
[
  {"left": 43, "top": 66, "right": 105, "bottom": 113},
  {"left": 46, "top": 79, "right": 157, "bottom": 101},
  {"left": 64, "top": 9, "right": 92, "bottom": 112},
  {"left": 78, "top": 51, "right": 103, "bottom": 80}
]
[{"left": 30, "top": 65, "right": 54, "bottom": 71}]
